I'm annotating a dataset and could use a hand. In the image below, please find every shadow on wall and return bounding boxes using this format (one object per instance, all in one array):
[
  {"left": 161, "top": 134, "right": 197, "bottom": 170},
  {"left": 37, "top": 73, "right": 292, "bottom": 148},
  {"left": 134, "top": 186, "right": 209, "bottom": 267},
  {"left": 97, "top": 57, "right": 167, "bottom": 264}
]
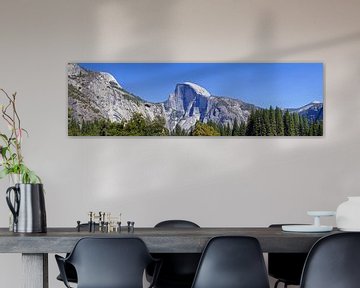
[
  {"left": 83, "top": 2, "right": 360, "bottom": 225},
  {"left": 94, "top": 0, "right": 179, "bottom": 59}
]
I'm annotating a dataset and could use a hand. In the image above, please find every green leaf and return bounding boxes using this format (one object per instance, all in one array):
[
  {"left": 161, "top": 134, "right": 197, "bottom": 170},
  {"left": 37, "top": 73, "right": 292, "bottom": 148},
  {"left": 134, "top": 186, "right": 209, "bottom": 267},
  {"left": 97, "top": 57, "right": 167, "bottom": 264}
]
[
  {"left": 11, "top": 165, "right": 19, "bottom": 174},
  {"left": 10, "top": 153, "right": 17, "bottom": 161},
  {"left": 18, "top": 164, "right": 41, "bottom": 184},
  {"left": 0, "top": 168, "right": 9, "bottom": 179},
  {"left": 1, "top": 146, "right": 8, "bottom": 158},
  {"left": 0, "top": 133, "right": 8, "bottom": 141},
  {"left": 21, "top": 128, "right": 29, "bottom": 137},
  {"left": 28, "top": 171, "right": 40, "bottom": 184}
]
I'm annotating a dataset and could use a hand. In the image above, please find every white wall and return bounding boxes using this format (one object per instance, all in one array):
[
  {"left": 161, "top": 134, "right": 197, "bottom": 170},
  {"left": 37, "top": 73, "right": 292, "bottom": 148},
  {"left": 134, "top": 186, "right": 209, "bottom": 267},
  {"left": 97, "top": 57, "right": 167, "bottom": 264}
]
[{"left": 1, "top": 0, "right": 360, "bottom": 287}]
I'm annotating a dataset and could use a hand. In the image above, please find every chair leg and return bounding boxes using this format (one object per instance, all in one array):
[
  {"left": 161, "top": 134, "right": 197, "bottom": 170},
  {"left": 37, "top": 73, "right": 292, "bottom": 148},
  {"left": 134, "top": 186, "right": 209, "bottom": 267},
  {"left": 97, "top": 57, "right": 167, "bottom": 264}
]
[{"left": 274, "top": 280, "right": 289, "bottom": 288}]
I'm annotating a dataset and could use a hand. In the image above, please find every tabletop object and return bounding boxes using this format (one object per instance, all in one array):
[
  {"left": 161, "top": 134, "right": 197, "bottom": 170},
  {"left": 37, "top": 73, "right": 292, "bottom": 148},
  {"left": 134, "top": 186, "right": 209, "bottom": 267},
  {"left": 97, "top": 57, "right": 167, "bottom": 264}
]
[{"left": 282, "top": 211, "right": 336, "bottom": 233}]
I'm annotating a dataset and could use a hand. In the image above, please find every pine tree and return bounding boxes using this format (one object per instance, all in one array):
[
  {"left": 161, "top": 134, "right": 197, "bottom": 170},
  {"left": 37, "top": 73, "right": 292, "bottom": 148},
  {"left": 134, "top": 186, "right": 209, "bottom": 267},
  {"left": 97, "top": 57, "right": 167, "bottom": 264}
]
[
  {"left": 99, "top": 119, "right": 109, "bottom": 136},
  {"left": 225, "top": 123, "right": 232, "bottom": 136},
  {"left": 269, "top": 106, "right": 277, "bottom": 136},
  {"left": 262, "top": 109, "right": 270, "bottom": 136},
  {"left": 303, "top": 117, "right": 310, "bottom": 136},
  {"left": 275, "top": 107, "right": 284, "bottom": 136},
  {"left": 246, "top": 110, "right": 255, "bottom": 136},
  {"left": 293, "top": 113, "right": 300, "bottom": 135},
  {"left": 318, "top": 121, "right": 323, "bottom": 136},
  {"left": 284, "top": 110, "right": 296, "bottom": 136},
  {"left": 174, "top": 124, "right": 182, "bottom": 136},
  {"left": 219, "top": 124, "right": 225, "bottom": 136},
  {"left": 232, "top": 119, "right": 240, "bottom": 136},
  {"left": 239, "top": 121, "right": 246, "bottom": 136},
  {"left": 313, "top": 121, "right": 323, "bottom": 136},
  {"left": 299, "top": 116, "right": 304, "bottom": 136},
  {"left": 309, "top": 123, "right": 315, "bottom": 136},
  {"left": 254, "top": 110, "right": 262, "bottom": 136}
]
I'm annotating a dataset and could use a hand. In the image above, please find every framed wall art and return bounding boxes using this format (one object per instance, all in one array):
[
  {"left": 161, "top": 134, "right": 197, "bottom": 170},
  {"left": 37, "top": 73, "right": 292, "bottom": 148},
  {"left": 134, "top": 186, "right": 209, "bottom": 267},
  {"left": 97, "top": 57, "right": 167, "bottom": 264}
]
[{"left": 68, "top": 63, "right": 323, "bottom": 136}]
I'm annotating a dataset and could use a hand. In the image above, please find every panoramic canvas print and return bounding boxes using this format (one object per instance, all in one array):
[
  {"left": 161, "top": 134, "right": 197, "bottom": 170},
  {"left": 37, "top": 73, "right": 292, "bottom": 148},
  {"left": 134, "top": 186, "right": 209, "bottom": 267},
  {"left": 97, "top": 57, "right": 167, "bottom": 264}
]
[{"left": 68, "top": 63, "right": 323, "bottom": 136}]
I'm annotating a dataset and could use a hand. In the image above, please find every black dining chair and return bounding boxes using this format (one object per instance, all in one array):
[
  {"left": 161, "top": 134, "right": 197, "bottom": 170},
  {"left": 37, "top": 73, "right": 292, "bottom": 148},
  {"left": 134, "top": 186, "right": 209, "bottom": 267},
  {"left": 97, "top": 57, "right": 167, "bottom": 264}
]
[
  {"left": 56, "top": 223, "right": 99, "bottom": 284},
  {"left": 55, "top": 237, "right": 161, "bottom": 288},
  {"left": 146, "top": 220, "right": 201, "bottom": 288},
  {"left": 268, "top": 224, "right": 308, "bottom": 288},
  {"left": 300, "top": 232, "right": 360, "bottom": 288},
  {"left": 191, "top": 236, "right": 270, "bottom": 288}
]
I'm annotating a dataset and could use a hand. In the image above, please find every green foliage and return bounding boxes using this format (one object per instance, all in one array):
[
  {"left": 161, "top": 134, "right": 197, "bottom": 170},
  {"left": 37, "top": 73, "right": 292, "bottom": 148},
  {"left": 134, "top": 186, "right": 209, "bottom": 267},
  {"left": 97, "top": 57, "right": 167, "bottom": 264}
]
[
  {"left": 275, "top": 107, "right": 284, "bottom": 136},
  {"left": 123, "top": 114, "right": 169, "bottom": 136},
  {"left": 239, "top": 122, "right": 246, "bottom": 136},
  {"left": 68, "top": 113, "right": 169, "bottom": 136},
  {"left": 293, "top": 113, "right": 300, "bottom": 135},
  {"left": 284, "top": 110, "right": 296, "bottom": 136},
  {"left": 308, "top": 120, "right": 323, "bottom": 136},
  {"left": 68, "top": 109, "right": 323, "bottom": 137},
  {"left": 191, "top": 122, "right": 221, "bottom": 136},
  {"left": 269, "top": 106, "right": 277, "bottom": 136},
  {"left": 171, "top": 124, "right": 187, "bottom": 136},
  {"left": 244, "top": 108, "right": 323, "bottom": 136},
  {"left": 232, "top": 119, "right": 240, "bottom": 136}
]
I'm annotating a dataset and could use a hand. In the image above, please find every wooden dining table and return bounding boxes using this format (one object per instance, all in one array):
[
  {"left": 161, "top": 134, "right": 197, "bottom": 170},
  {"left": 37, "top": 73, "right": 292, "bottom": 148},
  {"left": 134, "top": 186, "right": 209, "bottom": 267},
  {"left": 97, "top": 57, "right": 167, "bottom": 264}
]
[{"left": 0, "top": 226, "right": 339, "bottom": 288}]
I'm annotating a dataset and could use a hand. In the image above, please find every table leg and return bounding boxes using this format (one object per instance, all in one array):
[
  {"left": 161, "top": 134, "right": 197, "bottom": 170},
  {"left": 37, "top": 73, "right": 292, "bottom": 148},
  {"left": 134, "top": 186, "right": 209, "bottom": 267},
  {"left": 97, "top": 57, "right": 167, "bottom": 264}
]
[{"left": 22, "top": 253, "right": 48, "bottom": 288}]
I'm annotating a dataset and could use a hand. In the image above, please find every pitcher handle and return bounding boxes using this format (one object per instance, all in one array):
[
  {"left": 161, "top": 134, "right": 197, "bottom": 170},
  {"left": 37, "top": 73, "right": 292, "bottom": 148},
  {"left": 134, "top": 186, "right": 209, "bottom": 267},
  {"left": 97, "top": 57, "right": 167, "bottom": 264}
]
[{"left": 6, "top": 186, "right": 20, "bottom": 224}]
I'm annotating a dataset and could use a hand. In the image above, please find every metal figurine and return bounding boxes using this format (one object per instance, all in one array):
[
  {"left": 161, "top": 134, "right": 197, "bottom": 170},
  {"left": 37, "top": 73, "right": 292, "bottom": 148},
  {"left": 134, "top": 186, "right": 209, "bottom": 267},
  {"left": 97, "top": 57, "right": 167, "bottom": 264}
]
[
  {"left": 77, "top": 221, "right": 81, "bottom": 232},
  {"left": 83, "top": 211, "right": 123, "bottom": 233},
  {"left": 92, "top": 221, "right": 96, "bottom": 232},
  {"left": 88, "top": 212, "right": 93, "bottom": 232},
  {"left": 98, "top": 211, "right": 103, "bottom": 231},
  {"left": 101, "top": 212, "right": 106, "bottom": 232},
  {"left": 127, "top": 221, "right": 135, "bottom": 233}
]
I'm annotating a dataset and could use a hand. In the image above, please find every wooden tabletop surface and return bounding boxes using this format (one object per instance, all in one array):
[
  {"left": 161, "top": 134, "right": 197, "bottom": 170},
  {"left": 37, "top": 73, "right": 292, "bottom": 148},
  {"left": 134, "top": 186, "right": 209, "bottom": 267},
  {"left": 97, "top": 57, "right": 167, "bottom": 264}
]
[{"left": 0, "top": 227, "right": 340, "bottom": 253}]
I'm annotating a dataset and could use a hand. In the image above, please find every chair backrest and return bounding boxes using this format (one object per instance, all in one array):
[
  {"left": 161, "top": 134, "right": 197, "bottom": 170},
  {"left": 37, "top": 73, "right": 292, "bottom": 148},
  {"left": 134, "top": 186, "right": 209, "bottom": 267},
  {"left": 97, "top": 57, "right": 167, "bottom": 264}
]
[
  {"left": 67, "top": 237, "right": 154, "bottom": 288},
  {"left": 191, "top": 236, "right": 270, "bottom": 288},
  {"left": 300, "top": 232, "right": 360, "bottom": 288},
  {"left": 150, "top": 220, "right": 201, "bottom": 286},
  {"left": 155, "top": 219, "right": 200, "bottom": 228}
]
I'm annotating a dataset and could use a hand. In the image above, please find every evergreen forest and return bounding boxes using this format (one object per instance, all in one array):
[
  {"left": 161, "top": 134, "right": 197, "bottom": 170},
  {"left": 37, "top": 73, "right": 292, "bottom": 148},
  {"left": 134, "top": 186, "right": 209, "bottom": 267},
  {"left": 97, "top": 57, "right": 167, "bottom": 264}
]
[{"left": 68, "top": 106, "right": 323, "bottom": 136}]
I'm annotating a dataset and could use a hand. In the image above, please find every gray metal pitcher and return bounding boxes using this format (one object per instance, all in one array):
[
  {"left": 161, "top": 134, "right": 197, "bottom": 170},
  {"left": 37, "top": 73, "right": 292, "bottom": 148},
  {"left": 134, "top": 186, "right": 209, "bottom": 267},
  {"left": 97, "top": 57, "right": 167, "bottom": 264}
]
[{"left": 6, "top": 183, "right": 47, "bottom": 233}]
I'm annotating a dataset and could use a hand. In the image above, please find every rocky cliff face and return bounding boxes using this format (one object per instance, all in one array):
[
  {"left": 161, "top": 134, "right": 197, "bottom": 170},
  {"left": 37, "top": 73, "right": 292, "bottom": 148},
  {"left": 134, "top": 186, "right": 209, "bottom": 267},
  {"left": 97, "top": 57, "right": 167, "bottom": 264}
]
[
  {"left": 68, "top": 63, "right": 323, "bottom": 132},
  {"left": 288, "top": 101, "right": 323, "bottom": 122},
  {"left": 68, "top": 63, "right": 165, "bottom": 123},
  {"left": 68, "top": 64, "right": 256, "bottom": 131},
  {"left": 164, "top": 82, "right": 255, "bottom": 131}
]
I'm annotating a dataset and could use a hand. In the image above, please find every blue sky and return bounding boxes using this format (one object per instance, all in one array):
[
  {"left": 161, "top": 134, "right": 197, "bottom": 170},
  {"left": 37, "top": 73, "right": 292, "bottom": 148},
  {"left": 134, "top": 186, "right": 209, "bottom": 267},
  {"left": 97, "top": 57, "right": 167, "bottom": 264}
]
[{"left": 79, "top": 63, "right": 323, "bottom": 108}]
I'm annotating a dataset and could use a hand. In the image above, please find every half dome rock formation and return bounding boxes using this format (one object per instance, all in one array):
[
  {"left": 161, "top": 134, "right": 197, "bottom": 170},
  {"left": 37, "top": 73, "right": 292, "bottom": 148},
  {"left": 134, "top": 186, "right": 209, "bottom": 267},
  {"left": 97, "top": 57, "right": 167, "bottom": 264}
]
[{"left": 164, "top": 82, "right": 255, "bottom": 131}]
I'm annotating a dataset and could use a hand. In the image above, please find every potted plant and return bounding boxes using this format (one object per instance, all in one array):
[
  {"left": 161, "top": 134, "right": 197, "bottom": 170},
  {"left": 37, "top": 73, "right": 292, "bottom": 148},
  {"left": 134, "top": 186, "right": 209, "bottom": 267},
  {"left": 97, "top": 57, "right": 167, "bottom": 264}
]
[
  {"left": 0, "top": 89, "right": 40, "bottom": 183},
  {"left": 0, "top": 88, "right": 46, "bottom": 233}
]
